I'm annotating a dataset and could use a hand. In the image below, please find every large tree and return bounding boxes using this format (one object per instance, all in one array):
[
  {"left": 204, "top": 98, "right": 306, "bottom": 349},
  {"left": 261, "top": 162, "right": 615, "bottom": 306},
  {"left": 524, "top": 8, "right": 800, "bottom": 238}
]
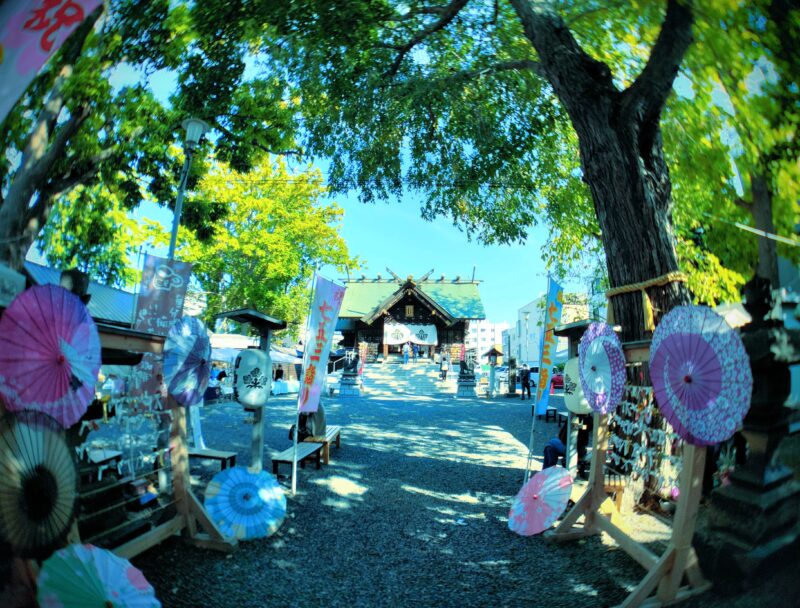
[
  {"left": 154, "top": 158, "right": 358, "bottom": 332},
  {"left": 251, "top": 0, "right": 796, "bottom": 337}
]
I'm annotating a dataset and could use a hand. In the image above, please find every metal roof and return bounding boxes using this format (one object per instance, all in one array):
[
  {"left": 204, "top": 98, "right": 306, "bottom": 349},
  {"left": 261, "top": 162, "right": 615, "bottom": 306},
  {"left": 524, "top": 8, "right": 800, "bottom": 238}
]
[
  {"left": 339, "top": 279, "right": 485, "bottom": 321},
  {"left": 24, "top": 262, "right": 135, "bottom": 325}
]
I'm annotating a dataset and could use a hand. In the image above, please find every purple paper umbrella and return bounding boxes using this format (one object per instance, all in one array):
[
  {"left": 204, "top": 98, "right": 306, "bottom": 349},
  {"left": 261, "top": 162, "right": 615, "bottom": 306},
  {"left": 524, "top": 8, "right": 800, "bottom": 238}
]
[
  {"left": 0, "top": 285, "right": 101, "bottom": 428},
  {"left": 163, "top": 316, "right": 211, "bottom": 407},
  {"left": 650, "top": 305, "right": 752, "bottom": 446},
  {"left": 578, "top": 322, "right": 626, "bottom": 415}
]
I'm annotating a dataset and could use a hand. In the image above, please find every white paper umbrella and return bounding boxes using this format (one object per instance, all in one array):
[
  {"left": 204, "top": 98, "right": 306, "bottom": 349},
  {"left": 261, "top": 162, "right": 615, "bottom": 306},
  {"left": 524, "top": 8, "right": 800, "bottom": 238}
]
[
  {"left": 578, "top": 322, "right": 626, "bottom": 414},
  {"left": 563, "top": 357, "right": 591, "bottom": 415}
]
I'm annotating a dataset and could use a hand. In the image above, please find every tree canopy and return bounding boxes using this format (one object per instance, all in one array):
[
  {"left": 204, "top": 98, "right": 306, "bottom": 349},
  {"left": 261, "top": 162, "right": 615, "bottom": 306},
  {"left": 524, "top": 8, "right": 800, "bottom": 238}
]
[
  {"left": 6, "top": 0, "right": 797, "bottom": 327},
  {"left": 153, "top": 158, "right": 357, "bottom": 332},
  {"left": 251, "top": 0, "right": 797, "bottom": 310}
]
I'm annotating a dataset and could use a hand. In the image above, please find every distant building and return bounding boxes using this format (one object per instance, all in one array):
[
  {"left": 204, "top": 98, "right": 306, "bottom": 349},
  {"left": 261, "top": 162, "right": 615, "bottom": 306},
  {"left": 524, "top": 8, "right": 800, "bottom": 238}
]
[
  {"left": 336, "top": 272, "right": 485, "bottom": 362},
  {"left": 510, "top": 293, "right": 590, "bottom": 367},
  {"left": 465, "top": 320, "right": 510, "bottom": 363}
]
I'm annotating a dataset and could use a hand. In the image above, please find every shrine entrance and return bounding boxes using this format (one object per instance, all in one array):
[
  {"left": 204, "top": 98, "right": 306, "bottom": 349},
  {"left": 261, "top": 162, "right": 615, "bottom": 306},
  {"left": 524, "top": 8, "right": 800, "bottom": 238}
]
[{"left": 335, "top": 272, "right": 485, "bottom": 364}]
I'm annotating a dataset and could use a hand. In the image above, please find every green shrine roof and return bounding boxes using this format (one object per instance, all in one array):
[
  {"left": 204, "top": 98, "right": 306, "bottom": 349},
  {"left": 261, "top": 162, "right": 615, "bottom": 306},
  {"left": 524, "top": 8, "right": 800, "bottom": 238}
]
[{"left": 339, "top": 278, "right": 486, "bottom": 321}]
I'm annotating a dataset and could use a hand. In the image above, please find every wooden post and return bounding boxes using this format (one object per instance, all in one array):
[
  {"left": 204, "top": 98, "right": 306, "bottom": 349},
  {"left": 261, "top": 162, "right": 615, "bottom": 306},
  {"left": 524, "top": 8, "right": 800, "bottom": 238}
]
[
  {"left": 248, "top": 406, "right": 264, "bottom": 472},
  {"left": 169, "top": 397, "right": 196, "bottom": 537},
  {"left": 656, "top": 444, "right": 708, "bottom": 602}
]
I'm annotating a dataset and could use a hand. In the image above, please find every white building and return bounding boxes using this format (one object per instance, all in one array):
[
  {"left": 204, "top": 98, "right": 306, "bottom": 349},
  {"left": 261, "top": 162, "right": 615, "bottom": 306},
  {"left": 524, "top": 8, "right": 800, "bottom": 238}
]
[
  {"left": 507, "top": 294, "right": 590, "bottom": 367},
  {"left": 466, "top": 320, "right": 511, "bottom": 363}
]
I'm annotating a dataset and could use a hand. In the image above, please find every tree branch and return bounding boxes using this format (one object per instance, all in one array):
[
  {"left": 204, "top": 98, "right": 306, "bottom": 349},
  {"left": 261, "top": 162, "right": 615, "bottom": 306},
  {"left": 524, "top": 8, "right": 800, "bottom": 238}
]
[
  {"left": 41, "top": 145, "right": 117, "bottom": 199},
  {"left": 385, "top": 58, "right": 543, "bottom": 89},
  {"left": 447, "top": 58, "right": 545, "bottom": 81},
  {"left": 619, "top": 0, "right": 694, "bottom": 126},
  {"left": 214, "top": 122, "right": 302, "bottom": 157},
  {"left": 384, "top": 0, "right": 470, "bottom": 79}
]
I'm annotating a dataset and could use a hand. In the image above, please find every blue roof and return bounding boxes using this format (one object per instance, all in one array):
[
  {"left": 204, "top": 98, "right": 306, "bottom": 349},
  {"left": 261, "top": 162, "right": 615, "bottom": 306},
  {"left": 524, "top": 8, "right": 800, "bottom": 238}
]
[{"left": 24, "top": 262, "right": 135, "bottom": 325}]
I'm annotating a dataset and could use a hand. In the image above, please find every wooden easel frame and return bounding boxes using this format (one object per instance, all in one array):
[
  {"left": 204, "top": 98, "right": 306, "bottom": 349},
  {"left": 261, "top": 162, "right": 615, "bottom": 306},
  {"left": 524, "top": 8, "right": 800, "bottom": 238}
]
[
  {"left": 547, "top": 347, "right": 711, "bottom": 608},
  {"left": 113, "top": 398, "right": 237, "bottom": 558},
  {"left": 74, "top": 329, "right": 238, "bottom": 558}
]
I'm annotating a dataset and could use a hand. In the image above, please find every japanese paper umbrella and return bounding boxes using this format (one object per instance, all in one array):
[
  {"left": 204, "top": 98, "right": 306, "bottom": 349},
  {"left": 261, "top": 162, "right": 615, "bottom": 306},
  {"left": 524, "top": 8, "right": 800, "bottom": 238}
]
[
  {"left": 0, "top": 411, "right": 78, "bottom": 559},
  {"left": 205, "top": 466, "right": 286, "bottom": 540},
  {"left": 0, "top": 284, "right": 101, "bottom": 428},
  {"left": 37, "top": 543, "right": 161, "bottom": 608},
  {"left": 163, "top": 316, "right": 211, "bottom": 407},
  {"left": 578, "top": 322, "right": 626, "bottom": 415},
  {"left": 650, "top": 305, "right": 752, "bottom": 446},
  {"left": 508, "top": 465, "right": 572, "bottom": 536}
]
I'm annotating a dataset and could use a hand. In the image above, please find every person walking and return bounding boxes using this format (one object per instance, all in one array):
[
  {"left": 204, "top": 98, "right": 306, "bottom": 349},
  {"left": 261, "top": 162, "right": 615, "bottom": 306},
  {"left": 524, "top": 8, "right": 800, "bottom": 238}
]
[
  {"left": 520, "top": 364, "right": 532, "bottom": 400},
  {"left": 412, "top": 343, "right": 419, "bottom": 363},
  {"left": 440, "top": 352, "right": 449, "bottom": 381},
  {"left": 402, "top": 342, "right": 410, "bottom": 365}
]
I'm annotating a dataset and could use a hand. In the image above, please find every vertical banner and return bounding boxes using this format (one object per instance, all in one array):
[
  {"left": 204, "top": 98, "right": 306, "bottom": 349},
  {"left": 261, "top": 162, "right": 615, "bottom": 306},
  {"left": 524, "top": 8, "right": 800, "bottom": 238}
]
[
  {"left": 0, "top": 0, "right": 103, "bottom": 124},
  {"left": 130, "top": 254, "right": 192, "bottom": 398},
  {"left": 358, "top": 342, "right": 368, "bottom": 377},
  {"left": 298, "top": 276, "right": 345, "bottom": 413},
  {"left": 534, "top": 278, "right": 564, "bottom": 416},
  {"left": 134, "top": 254, "right": 192, "bottom": 334}
]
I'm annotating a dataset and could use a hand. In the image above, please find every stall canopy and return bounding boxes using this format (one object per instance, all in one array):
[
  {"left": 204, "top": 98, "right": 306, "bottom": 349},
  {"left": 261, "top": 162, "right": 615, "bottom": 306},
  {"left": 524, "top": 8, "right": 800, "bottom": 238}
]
[{"left": 209, "top": 333, "right": 301, "bottom": 365}]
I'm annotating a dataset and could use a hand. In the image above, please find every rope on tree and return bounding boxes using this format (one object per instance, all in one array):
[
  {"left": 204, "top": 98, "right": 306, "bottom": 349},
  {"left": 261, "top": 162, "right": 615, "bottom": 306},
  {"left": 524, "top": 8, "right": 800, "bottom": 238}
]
[{"left": 606, "top": 271, "right": 688, "bottom": 332}]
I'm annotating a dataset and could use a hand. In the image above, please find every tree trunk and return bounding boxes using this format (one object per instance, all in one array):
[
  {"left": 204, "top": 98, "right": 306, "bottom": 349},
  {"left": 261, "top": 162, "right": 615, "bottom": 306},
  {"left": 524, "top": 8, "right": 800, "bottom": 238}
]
[
  {"left": 750, "top": 172, "right": 780, "bottom": 286},
  {"left": 510, "top": 0, "right": 693, "bottom": 341}
]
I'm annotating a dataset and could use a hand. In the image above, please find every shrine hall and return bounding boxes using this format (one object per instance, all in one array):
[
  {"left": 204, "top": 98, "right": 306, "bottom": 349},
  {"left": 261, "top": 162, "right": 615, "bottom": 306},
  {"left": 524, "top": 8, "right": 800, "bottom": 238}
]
[{"left": 336, "top": 271, "right": 486, "bottom": 362}]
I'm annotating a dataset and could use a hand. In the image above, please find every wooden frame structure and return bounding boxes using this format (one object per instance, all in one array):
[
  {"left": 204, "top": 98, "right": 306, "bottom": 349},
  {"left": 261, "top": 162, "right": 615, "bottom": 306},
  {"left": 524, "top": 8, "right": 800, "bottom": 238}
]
[
  {"left": 72, "top": 325, "right": 238, "bottom": 558},
  {"left": 547, "top": 344, "right": 711, "bottom": 608}
]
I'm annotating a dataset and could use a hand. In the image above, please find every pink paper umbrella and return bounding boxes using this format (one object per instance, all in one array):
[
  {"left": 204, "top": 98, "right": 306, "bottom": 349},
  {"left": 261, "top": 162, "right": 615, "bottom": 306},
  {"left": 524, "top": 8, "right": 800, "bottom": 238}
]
[
  {"left": 650, "top": 305, "right": 752, "bottom": 446},
  {"left": 578, "top": 322, "right": 626, "bottom": 414},
  {"left": 0, "top": 285, "right": 100, "bottom": 428},
  {"left": 509, "top": 465, "right": 573, "bottom": 536}
]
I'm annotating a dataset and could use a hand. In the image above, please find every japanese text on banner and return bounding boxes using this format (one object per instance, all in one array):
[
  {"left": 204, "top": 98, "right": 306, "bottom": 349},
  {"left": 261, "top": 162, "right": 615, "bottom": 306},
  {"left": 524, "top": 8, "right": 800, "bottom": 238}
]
[
  {"left": 0, "top": 0, "right": 102, "bottom": 124},
  {"left": 298, "top": 276, "right": 346, "bottom": 413},
  {"left": 535, "top": 279, "right": 564, "bottom": 415}
]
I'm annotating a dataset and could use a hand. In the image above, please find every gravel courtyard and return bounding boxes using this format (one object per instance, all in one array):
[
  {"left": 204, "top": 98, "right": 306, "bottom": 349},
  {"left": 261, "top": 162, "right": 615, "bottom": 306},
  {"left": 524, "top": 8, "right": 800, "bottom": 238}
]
[{"left": 134, "top": 391, "right": 797, "bottom": 608}]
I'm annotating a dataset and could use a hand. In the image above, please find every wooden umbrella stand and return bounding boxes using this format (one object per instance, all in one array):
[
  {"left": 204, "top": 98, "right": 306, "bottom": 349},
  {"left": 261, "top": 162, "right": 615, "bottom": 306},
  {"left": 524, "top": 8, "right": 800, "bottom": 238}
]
[
  {"left": 546, "top": 347, "right": 711, "bottom": 607},
  {"left": 113, "top": 398, "right": 237, "bottom": 558}
]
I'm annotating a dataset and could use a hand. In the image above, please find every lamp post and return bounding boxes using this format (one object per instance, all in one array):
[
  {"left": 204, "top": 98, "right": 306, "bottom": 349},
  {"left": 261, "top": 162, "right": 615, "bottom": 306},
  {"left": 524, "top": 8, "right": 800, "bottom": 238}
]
[
  {"left": 168, "top": 118, "right": 210, "bottom": 260},
  {"left": 524, "top": 312, "right": 530, "bottom": 365}
]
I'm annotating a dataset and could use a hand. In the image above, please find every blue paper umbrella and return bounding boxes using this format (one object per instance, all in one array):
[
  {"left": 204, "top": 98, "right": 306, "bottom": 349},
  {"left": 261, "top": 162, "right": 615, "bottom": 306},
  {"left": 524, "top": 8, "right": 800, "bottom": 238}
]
[
  {"left": 204, "top": 467, "right": 287, "bottom": 540},
  {"left": 163, "top": 316, "right": 211, "bottom": 407}
]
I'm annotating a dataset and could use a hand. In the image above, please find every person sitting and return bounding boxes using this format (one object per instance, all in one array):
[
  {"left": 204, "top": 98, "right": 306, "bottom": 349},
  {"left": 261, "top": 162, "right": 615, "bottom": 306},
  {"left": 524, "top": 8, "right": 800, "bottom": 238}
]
[
  {"left": 543, "top": 415, "right": 592, "bottom": 475},
  {"left": 543, "top": 420, "right": 568, "bottom": 468}
]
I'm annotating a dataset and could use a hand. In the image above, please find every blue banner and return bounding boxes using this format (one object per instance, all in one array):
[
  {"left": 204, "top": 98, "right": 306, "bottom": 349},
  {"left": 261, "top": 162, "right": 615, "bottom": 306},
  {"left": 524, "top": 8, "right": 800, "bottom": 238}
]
[{"left": 534, "top": 279, "right": 563, "bottom": 415}]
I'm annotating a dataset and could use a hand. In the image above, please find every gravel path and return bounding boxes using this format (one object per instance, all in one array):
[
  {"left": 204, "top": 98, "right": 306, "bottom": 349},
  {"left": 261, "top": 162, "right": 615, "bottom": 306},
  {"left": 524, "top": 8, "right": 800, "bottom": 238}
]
[{"left": 134, "top": 392, "right": 797, "bottom": 608}]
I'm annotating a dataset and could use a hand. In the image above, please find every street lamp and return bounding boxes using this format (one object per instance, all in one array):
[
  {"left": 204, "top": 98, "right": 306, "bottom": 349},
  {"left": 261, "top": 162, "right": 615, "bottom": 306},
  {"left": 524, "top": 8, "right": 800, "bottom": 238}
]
[
  {"left": 524, "top": 312, "right": 530, "bottom": 365},
  {"left": 168, "top": 118, "right": 210, "bottom": 260}
]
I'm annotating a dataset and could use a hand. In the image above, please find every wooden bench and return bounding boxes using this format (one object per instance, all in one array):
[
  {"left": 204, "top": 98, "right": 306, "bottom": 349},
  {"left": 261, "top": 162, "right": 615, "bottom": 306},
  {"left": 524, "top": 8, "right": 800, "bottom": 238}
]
[
  {"left": 271, "top": 442, "right": 323, "bottom": 476},
  {"left": 188, "top": 447, "right": 237, "bottom": 470},
  {"left": 303, "top": 425, "right": 342, "bottom": 465}
]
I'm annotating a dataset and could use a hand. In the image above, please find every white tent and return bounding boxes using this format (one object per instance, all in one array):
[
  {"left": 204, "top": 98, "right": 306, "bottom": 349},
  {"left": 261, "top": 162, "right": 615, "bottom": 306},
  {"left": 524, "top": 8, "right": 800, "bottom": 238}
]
[{"left": 209, "top": 333, "right": 302, "bottom": 365}]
